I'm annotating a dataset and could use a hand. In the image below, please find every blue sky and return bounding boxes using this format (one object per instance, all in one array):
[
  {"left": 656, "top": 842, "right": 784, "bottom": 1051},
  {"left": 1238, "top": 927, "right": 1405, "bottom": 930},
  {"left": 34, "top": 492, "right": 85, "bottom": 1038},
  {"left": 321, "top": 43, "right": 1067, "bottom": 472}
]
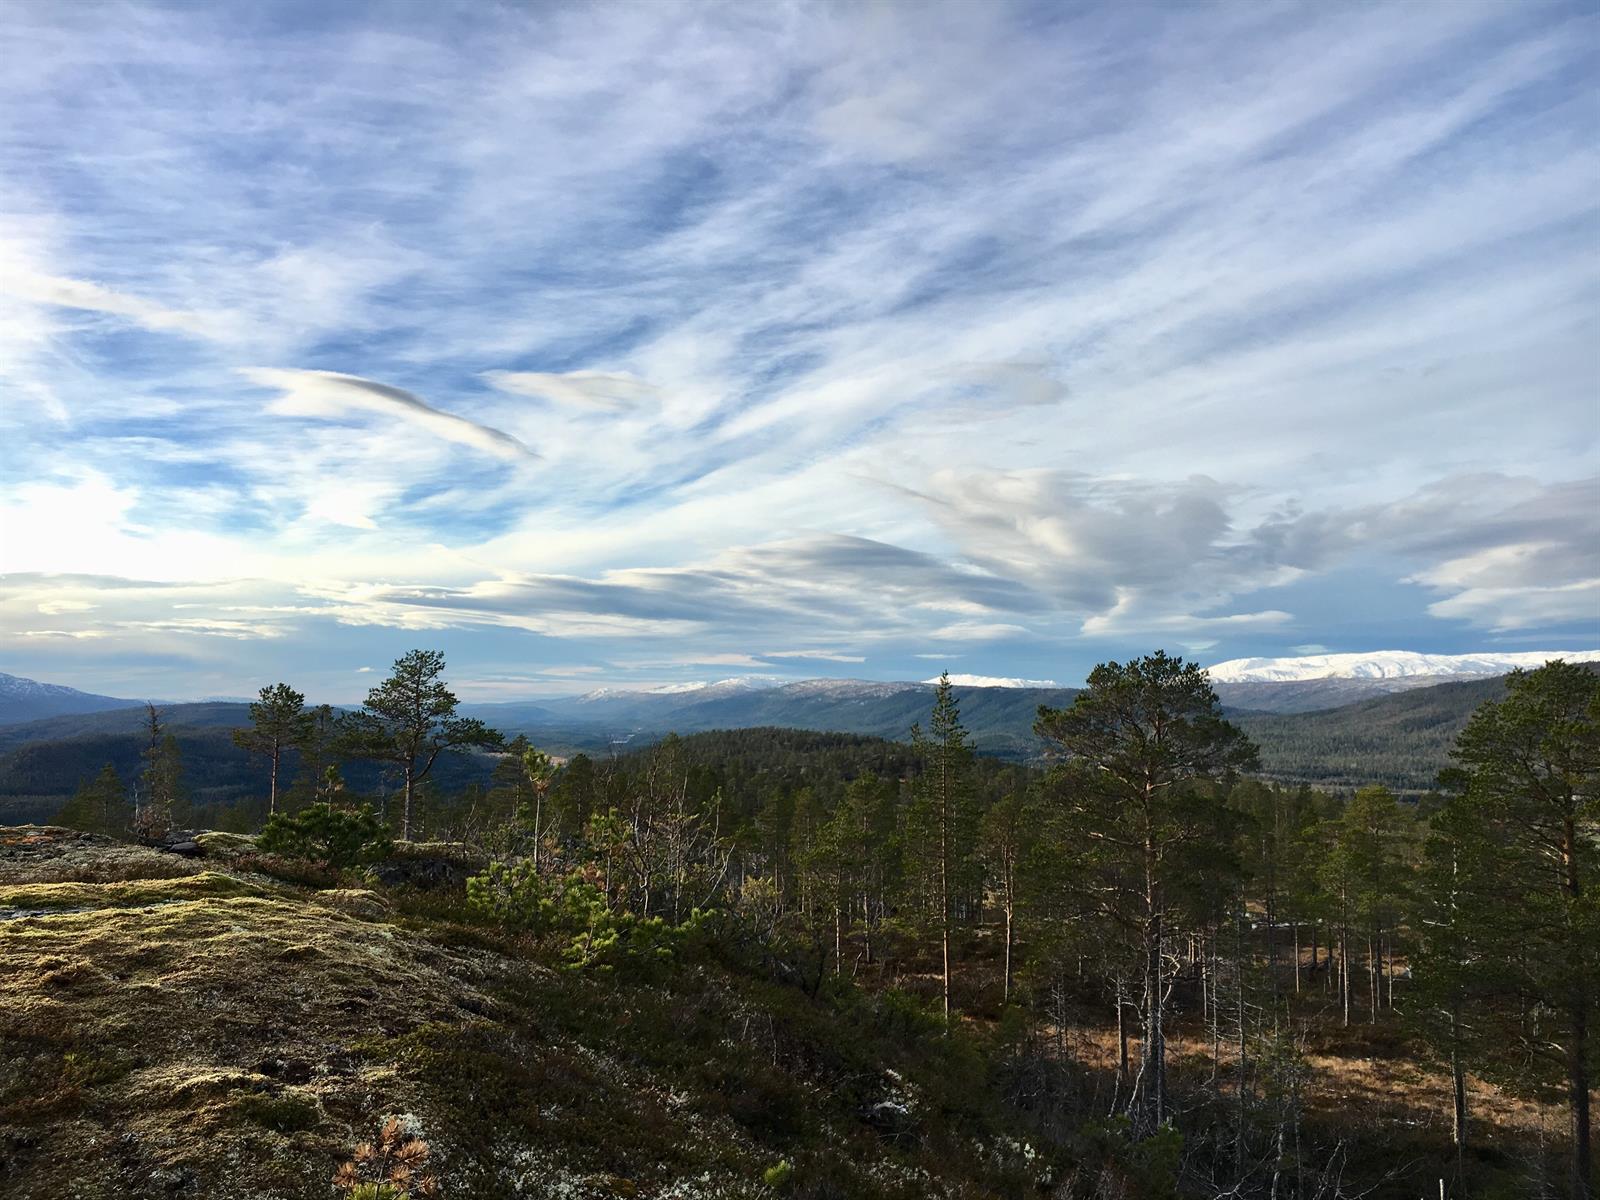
[{"left": 1, "top": 0, "right": 1597, "bottom": 702}]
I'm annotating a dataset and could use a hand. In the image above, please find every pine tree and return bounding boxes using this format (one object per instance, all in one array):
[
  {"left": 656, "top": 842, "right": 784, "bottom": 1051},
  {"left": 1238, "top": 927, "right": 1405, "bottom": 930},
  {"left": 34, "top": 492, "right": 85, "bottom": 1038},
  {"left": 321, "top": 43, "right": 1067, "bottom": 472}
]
[
  {"left": 555, "top": 752, "right": 596, "bottom": 839},
  {"left": 1445, "top": 660, "right": 1598, "bottom": 1196},
  {"left": 980, "top": 791, "right": 1034, "bottom": 1006},
  {"left": 1411, "top": 786, "right": 1499, "bottom": 1184},
  {"left": 342, "top": 650, "right": 503, "bottom": 840},
  {"left": 231, "top": 682, "right": 312, "bottom": 816},
  {"left": 521, "top": 746, "right": 557, "bottom": 872},
  {"left": 56, "top": 763, "right": 130, "bottom": 838},
  {"left": 1035, "top": 651, "right": 1257, "bottom": 1132},
  {"left": 283, "top": 705, "right": 342, "bottom": 813},
  {"left": 907, "top": 673, "right": 976, "bottom": 1022}
]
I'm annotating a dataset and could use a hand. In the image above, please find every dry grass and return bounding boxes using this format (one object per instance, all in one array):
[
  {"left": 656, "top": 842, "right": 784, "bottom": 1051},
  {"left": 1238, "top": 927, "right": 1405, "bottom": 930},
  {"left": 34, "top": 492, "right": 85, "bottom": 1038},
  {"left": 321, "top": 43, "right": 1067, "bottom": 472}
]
[{"left": 1038, "top": 999, "right": 1568, "bottom": 1189}]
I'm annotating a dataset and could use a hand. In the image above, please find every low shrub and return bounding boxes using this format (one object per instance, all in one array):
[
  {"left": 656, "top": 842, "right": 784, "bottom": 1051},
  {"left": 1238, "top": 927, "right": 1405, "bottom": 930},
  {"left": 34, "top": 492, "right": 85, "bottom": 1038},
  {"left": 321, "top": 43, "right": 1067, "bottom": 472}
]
[
  {"left": 465, "top": 859, "right": 716, "bottom": 978},
  {"left": 464, "top": 859, "right": 550, "bottom": 931},
  {"left": 257, "top": 805, "right": 393, "bottom": 870}
]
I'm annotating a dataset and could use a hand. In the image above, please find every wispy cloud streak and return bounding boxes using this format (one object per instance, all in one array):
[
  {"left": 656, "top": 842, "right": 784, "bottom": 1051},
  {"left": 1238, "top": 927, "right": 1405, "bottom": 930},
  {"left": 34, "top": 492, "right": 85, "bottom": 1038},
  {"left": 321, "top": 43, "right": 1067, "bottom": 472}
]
[{"left": 0, "top": 0, "right": 1594, "bottom": 696}]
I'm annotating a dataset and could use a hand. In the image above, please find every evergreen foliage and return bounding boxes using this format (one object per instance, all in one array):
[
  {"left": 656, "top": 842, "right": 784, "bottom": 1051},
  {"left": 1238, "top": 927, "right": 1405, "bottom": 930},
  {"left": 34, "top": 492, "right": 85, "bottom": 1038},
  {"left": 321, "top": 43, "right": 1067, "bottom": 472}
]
[
  {"left": 257, "top": 803, "right": 393, "bottom": 869},
  {"left": 1416, "top": 660, "right": 1599, "bottom": 1195},
  {"left": 54, "top": 762, "right": 131, "bottom": 838},
  {"left": 231, "top": 683, "right": 312, "bottom": 817},
  {"left": 341, "top": 650, "right": 504, "bottom": 840}
]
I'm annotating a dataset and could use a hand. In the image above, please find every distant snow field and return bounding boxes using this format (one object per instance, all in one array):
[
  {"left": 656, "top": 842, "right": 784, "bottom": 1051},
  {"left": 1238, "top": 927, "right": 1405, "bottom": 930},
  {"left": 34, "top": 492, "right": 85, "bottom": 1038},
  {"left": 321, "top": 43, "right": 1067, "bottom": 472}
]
[
  {"left": 922, "top": 674, "right": 1060, "bottom": 689},
  {"left": 1206, "top": 649, "right": 1600, "bottom": 684}
]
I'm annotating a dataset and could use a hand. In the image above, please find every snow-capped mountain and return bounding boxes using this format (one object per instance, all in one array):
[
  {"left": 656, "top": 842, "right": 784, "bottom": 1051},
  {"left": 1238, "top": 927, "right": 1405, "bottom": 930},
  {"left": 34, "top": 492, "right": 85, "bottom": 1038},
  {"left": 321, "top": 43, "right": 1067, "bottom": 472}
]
[
  {"left": 573, "top": 677, "right": 783, "bottom": 704},
  {"left": 776, "top": 678, "right": 926, "bottom": 700},
  {"left": 554, "top": 677, "right": 788, "bottom": 723},
  {"left": 0, "top": 672, "right": 145, "bottom": 725},
  {"left": 924, "top": 674, "right": 1060, "bottom": 689},
  {"left": 1208, "top": 650, "right": 1600, "bottom": 683},
  {"left": 1207, "top": 650, "right": 1600, "bottom": 714}
]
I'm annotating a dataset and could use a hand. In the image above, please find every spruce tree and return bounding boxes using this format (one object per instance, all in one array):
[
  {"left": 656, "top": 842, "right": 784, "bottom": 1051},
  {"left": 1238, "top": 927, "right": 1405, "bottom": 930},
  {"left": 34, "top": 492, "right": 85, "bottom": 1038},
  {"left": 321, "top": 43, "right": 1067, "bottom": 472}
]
[{"left": 135, "top": 704, "right": 183, "bottom": 840}]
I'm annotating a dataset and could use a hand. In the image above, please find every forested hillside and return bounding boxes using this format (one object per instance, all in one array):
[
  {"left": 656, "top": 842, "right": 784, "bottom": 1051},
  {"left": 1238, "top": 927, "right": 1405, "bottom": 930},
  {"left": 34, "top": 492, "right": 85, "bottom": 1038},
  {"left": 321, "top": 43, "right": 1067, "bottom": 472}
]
[
  {"left": 1236, "top": 672, "right": 1553, "bottom": 792},
  {"left": 17, "top": 650, "right": 1596, "bottom": 1198},
  {"left": 0, "top": 706, "right": 503, "bottom": 829},
  {"left": 0, "top": 671, "right": 145, "bottom": 725},
  {"left": 5, "top": 670, "right": 1550, "bottom": 826}
]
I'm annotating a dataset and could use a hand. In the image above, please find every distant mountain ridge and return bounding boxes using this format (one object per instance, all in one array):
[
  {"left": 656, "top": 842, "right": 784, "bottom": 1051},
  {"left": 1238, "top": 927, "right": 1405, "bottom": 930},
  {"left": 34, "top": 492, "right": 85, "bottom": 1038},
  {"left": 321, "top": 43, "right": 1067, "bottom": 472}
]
[
  {"left": 1207, "top": 649, "right": 1600, "bottom": 713},
  {"left": 488, "top": 678, "right": 1055, "bottom": 750},
  {"left": 0, "top": 672, "right": 145, "bottom": 725},
  {"left": 7, "top": 666, "right": 1597, "bottom": 823},
  {"left": 1208, "top": 648, "right": 1600, "bottom": 682}
]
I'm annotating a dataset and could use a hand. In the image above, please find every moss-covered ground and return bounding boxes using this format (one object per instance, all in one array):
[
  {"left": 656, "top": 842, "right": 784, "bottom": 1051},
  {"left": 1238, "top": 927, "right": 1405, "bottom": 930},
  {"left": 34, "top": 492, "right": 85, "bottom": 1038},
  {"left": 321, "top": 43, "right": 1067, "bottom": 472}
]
[{"left": 0, "top": 828, "right": 1049, "bottom": 1199}]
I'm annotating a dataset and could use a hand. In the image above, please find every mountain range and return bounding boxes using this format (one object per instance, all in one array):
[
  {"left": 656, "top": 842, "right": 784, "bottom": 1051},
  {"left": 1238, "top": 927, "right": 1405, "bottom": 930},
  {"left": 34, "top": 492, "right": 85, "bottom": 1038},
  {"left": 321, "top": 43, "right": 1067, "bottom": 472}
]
[
  {"left": 8, "top": 649, "right": 1593, "bottom": 730},
  {"left": 0, "top": 672, "right": 146, "bottom": 726},
  {"left": 1205, "top": 649, "right": 1600, "bottom": 713},
  {"left": 4, "top": 651, "right": 1597, "bottom": 825}
]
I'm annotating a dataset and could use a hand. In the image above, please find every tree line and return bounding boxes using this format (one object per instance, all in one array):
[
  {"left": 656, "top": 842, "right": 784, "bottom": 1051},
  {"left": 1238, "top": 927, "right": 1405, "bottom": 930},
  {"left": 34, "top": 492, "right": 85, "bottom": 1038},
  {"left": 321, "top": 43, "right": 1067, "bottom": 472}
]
[{"left": 53, "top": 649, "right": 1597, "bottom": 1195}]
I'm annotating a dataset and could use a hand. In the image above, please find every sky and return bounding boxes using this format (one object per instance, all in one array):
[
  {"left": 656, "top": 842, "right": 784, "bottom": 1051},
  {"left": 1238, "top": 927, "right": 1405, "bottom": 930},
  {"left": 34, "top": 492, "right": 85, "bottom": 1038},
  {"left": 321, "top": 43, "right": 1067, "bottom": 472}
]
[{"left": 0, "top": 0, "right": 1597, "bottom": 703}]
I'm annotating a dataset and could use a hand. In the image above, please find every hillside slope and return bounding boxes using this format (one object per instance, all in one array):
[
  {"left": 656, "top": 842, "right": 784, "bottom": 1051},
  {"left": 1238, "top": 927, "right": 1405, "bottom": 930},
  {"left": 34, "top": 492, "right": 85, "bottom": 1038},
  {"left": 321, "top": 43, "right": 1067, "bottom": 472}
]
[
  {"left": 0, "top": 827, "right": 1056, "bottom": 1199},
  {"left": 1236, "top": 674, "right": 1515, "bottom": 791}
]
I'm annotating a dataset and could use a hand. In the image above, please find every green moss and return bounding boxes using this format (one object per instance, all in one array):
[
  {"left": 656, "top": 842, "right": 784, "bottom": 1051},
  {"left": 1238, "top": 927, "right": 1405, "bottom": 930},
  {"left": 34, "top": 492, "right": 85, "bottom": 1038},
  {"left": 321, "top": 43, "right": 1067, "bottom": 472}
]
[
  {"left": 193, "top": 831, "right": 256, "bottom": 855},
  {"left": 231, "top": 1088, "right": 322, "bottom": 1133},
  {"left": 0, "top": 870, "right": 261, "bottom": 912}
]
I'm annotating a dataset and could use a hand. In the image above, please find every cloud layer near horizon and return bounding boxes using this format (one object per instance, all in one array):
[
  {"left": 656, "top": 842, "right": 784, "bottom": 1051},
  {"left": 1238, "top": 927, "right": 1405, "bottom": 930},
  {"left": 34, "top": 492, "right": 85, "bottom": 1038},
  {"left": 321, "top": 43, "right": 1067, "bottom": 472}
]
[{"left": 1, "top": 0, "right": 1595, "bottom": 700}]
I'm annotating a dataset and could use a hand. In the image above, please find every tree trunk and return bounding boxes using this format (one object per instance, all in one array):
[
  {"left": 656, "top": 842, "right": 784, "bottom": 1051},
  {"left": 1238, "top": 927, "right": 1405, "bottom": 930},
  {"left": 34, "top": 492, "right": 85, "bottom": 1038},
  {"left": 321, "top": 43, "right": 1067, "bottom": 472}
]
[
  {"left": 863, "top": 892, "right": 873, "bottom": 966},
  {"left": 1235, "top": 896, "right": 1248, "bottom": 1174},
  {"left": 1266, "top": 882, "right": 1277, "bottom": 993},
  {"left": 1572, "top": 995, "right": 1591, "bottom": 1200},
  {"left": 1561, "top": 813, "right": 1592, "bottom": 1200},
  {"left": 941, "top": 922, "right": 951, "bottom": 1023},
  {"left": 940, "top": 759, "right": 952, "bottom": 1024},
  {"left": 402, "top": 767, "right": 414, "bottom": 841},
  {"left": 1293, "top": 918, "right": 1301, "bottom": 994},
  {"left": 532, "top": 790, "right": 543, "bottom": 873},
  {"left": 268, "top": 747, "right": 279, "bottom": 817},
  {"left": 1117, "top": 983, "right": 1130, "bottom": 1090},
  {"left": 1340, "top": 901, "right": 1351, "bottom": 1028},
  {"left": 1368, "top": 933, "right": 1378, "bottom": 1024},
  {"left": 1147, "top": 910, "right": 1166, "bottom": 1128},
  {"left": 1384, "top": 931, "right": 1394, "bottom": 1010},
  {"left": 1143, "top": 819, "right": 1166, "bottom": 1130},
  {"left": 1211, "top": 935, "right": 1222, "bottom": 1092},
  {"left": 834, "top": 902, "right": 842, "bottom": 977},
  {"left": 1002, "top": 904, "right": 1014, "bottom": 1005},
  {"left": 1450, "top": 1004, "right": 1467, "bottom": 1186}
]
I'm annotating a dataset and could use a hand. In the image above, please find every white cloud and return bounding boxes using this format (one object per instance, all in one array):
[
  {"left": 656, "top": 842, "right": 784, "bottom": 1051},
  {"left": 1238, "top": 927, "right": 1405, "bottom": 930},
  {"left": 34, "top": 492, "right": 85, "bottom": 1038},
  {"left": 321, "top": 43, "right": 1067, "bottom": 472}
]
[
  {"left": 2, "top": 267, "right": 221, "bottom": 337},
  {"left": 0, "top": 1, "right": 1593, "bottom": 695},
  {"left": 245, "top": 369, "right": 537, "bottom": 463},
  {"left": 929, "top": 621, "right": 1029, "bottom": 641},
  {"left": 484, "top": 369, "right": 657, "bottom": 412},
  {"left": 766, "top": 649, "right": 867, "bottom": 663}
]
